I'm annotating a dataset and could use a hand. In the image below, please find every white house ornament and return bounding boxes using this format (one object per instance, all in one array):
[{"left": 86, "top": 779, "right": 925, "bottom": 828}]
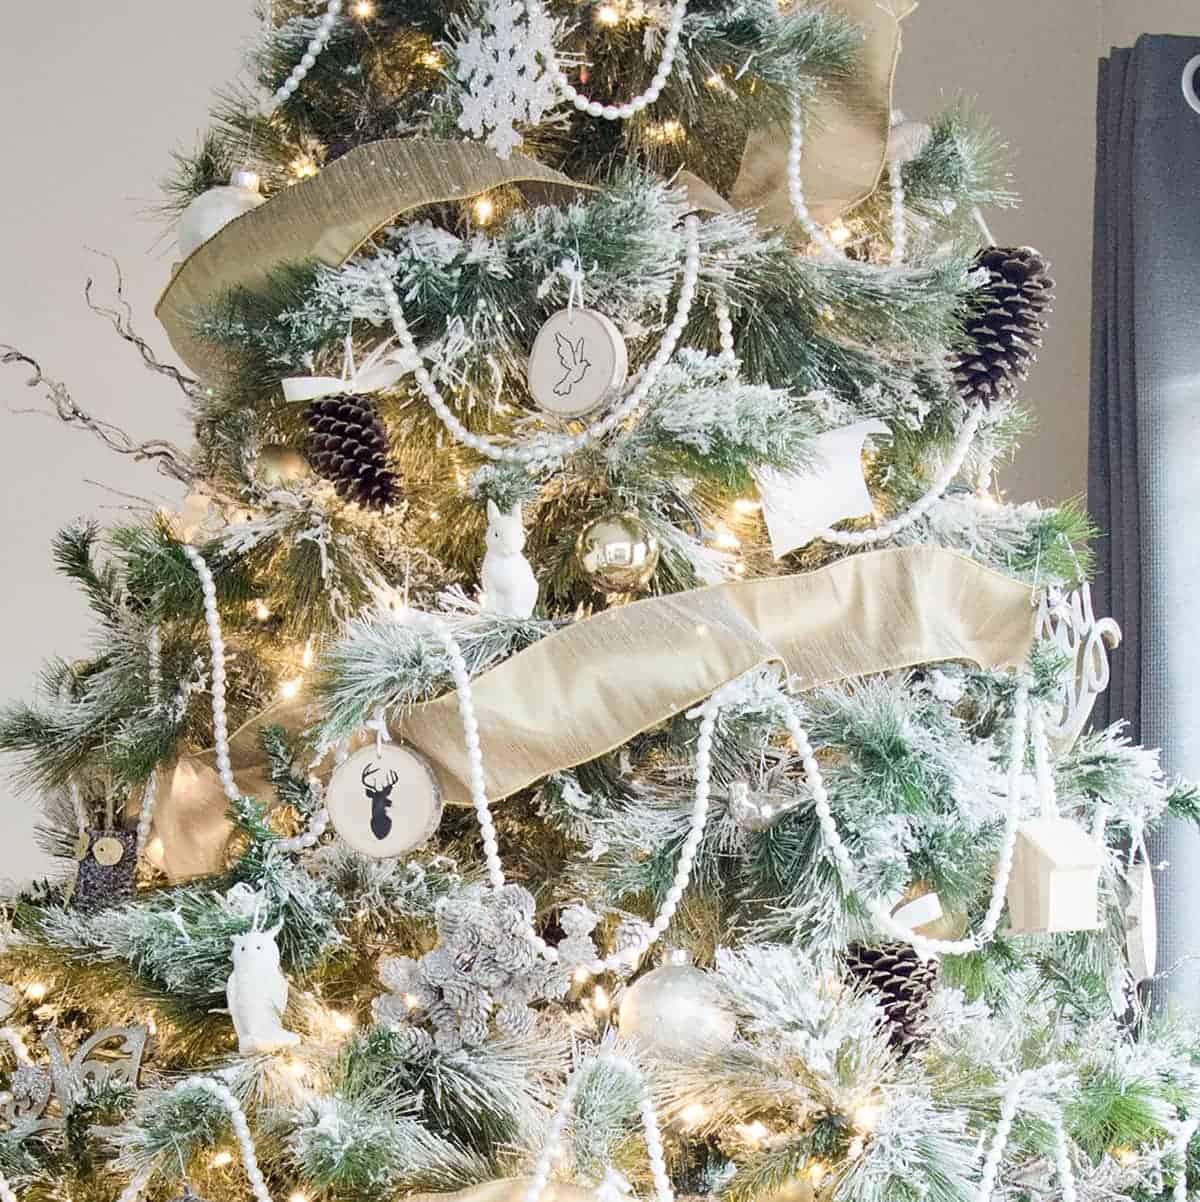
[
  {"left": 618, "top": 962, "right": 736, "bottom": 1056},
  {"left": 325, "top": 743, "right": 443, "bottom": 860},
  {"left": 576, "top": 511, "right": 661, "bottom": 594},
  {"left": 1, "top": 1025, "right": 149, "bottom": 1134},
  {"left": 226, "top": 922, "right": 300, "bottom": 1055},
  {"left": 528, "top": 309, "right": 628, "bottom": 418},
  {"left": 178, "top": 168, "right": 266, "bottom": 261},
  {"left": 753, "top": 419, "right": 889, "bottom": 558},
  {"left": 1006, "top": 816, "right": 1104, "bottom": 935}
]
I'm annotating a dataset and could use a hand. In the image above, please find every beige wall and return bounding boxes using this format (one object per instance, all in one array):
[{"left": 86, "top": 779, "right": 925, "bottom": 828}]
[{"left": 0, "top": 2, "right": 1195, "bottom": 887}]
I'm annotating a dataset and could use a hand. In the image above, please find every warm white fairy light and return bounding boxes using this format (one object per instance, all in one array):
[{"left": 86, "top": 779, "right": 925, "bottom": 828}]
[
  {"left": 472, "top": 195, "right": 496, "bottom": 224},
  {"left": 679, "top": 1102, "right": 708, "bottom": 1128},
  {"left": 329, "top": 1010, "right": 355, "bottom": 1034},
  {"left": 853, "top": 1101, "right": 882, "bottom": 1133},
  {"left": 713, "top": 526, "right": 741, "bottom": 550},
  {"left": 595, "top": 3, "right": 621, "bottom": 24},
  {"left": 24, "top": 982, "right": 47, "bottom": 1002},
  {"left": 828, "top": 220, "right": 852, "bottom": 246},
  {"left": 253, "top": 600, "right": 272, "bottom": 622},
  {"left": 352, "top": 0, "right": 374, "bottom": 17},
  {"left": 290, "top": 156, "right": 319, "bottom": 180},
  {"left": 279, "top": 677, "right": 304, "bottom": 701},
  {"left": 211, "top": 1151, "right": 235, "bottom": 1169}
]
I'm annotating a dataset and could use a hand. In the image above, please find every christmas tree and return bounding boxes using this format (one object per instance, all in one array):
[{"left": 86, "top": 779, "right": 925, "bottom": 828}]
[{"left": 1, "top": 3, "right": 1197, "bottom": 1201}]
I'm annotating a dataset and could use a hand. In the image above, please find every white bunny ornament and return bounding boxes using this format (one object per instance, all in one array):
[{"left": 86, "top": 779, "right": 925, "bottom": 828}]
[
  {"left": 481, "top": 500, "right": 539, "bottom": 618},
  {"left": 226, "top": 921, "right": 301, "bottom": 1055}
]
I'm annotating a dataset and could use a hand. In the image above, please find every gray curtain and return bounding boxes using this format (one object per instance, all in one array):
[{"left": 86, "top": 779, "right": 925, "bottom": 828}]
[{"left": 1089, "top": 34, "right": 1200, "bottom": 1008}]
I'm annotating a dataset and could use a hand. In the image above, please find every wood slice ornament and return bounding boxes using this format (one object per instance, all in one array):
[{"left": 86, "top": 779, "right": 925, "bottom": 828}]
[
  {"left": 72, "top": 829, "right": 138, "bottom": 912},
  {"left": 528, "top": 309, "right": 628, "bottom": 418},
  {"left": 326, "top": 743, "right": 443, "bottom": 859}
]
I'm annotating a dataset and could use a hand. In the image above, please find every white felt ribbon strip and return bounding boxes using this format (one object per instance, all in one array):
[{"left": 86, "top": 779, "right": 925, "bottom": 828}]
[{"left": 282, "top": 337, "right": 420, "bottom": 403}]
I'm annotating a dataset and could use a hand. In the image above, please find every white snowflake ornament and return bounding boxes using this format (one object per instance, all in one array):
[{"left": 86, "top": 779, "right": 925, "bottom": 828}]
[{"left": 455, "top": 0, "right": 561, "bottom": 158}]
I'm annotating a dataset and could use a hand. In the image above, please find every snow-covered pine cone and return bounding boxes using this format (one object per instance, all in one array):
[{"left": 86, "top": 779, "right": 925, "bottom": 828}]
[
  {"left": 843, "top": 942, "right": 941, "bottom": 1054},
  {"left": 303, "top": 393, "right": 401, "bottom": 510},
  {"left": 952, "top": 246, "right": 1055, "bottom": 408}
]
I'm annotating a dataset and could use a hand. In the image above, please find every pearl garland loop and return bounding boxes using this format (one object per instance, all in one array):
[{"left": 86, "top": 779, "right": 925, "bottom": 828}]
[
  {"left": 523, "top": 1054, "right": 674, "bottom": 1202},
  {"left": 260, "top": 0, "right": 344, "bottom": 116},
  {"left": 375, "top": 215, "right": 702, "bottom": 468},
  {"left": 547, "top": 0, "right": 689, "bottom": 121},
  {"left": 182, "top": 545, "right": 332, "bottom": 854}
]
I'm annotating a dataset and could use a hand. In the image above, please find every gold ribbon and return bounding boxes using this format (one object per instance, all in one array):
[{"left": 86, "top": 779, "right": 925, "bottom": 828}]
[
  {"left": 731, "top": 0, "right": 919, "bottom": 229},
  {"left": 410, "top": 1183, "right": 597, "bottom": 1202},
  {"left": 139, "top": 547, "right": 1034, "bottom": 879},
  {"left": 156, "top": 140, "right": 729, "bottom": 379}
]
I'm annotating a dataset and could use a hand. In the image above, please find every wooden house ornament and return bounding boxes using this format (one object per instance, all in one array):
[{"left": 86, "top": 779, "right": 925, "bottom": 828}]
[{"left": 1007, "top": 816, "right": 1104, "bottom": 934}]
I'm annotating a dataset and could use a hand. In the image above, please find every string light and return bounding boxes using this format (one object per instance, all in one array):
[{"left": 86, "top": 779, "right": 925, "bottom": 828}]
[
  {"left": 329, "top": 1011, "right": 355, "bottom": 1034},
  {"left": 302, "top": 639, "right": 315, "bottom": 669},
  {"left": 279, "top": 677, "right": 304, "bottom": 701},
  {"left": 733, "top": 498, "right": 761, "bottom": 516},
  {"left": 679, "top": 1102, "right": 708, "bottom": 1128},
  {"left": 808, "top": 1162, "right": 828, "bottom": 1186},
  {"left": 646, "top": 119, "right": 686, "bottom": 145},
  {"left": 572, "top": 965, "right": 592, "bottom": 985},
  {"left": 352, "top": 0, "right": 374, "bottom": 16},
  {"left": 591, "top": 986, "right": 611, "bottom": 1014},
  {"left": 419, "top": 49, "right": 444, "bottom": 70},
  {"left": 713, "top": 525, "right": 741, "bottom": 550},
  {"left": 734, "top": 1121, "right": 770, "bottom": 1148},
  {"left": 595, "top": 3, "right": 621, "bottom": 24},
  {"left": 828, "top": 220, "right": 852, "bottom": 247},
  {"left": 289, "top": 156, "right": 319, "bottom": 180},
  {"left": 289, "top": 1192, "right": 311, "bottom": 1202},
  {"left": 252, "top": 600, "right": 272, "bottom": 622},
  {"left": 853, "top": 1101, "right": 883, "bottom": 1133},
  {"left": 24, "top": 983, "right": 47, "bottom": 1003},
  {"left": 472, "top": 195, "right": 496, "bottom": 225},
  {"left": 211, "top": 1151, "right": 235, "bottom": 1169}
]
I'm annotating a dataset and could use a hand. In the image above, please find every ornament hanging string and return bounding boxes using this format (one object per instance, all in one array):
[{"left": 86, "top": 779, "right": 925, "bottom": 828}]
[
  {"left": 373, "top": 215, "right": 702, "bottom": 468},
  {"left": 523, "top": 1054, "right": 674, "bottom": 1202}
]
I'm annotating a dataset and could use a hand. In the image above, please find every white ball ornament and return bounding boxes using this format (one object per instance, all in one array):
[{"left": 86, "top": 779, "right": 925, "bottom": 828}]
[
  {"left": 177, "top": 168, "right": 266, "bottom": 261},
  {"left": 528, "top": 309, "right": 628, "bottom": 418},
  {"left": 618, "top": 962, "right": 736, "bottom": 1056},
  {"left": 326, "top": 743, "right": 444, "bottom": 859}
]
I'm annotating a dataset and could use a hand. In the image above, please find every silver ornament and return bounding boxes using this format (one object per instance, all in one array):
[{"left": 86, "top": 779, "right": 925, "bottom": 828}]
[
  {"left": 327, "top": 744, "right": 444, "bottom": 859},
  {"left": 528, "top": 309, "right": 628, "bottom": 418},
  {"left": 576, "top": 511, "right": 660, "bottom": 594},
  {"left": 728, "top": 780, "right": 798, "bottom": 832},
  {"left": 618, "top": 962, "right": 735, "bottom": 1056}
]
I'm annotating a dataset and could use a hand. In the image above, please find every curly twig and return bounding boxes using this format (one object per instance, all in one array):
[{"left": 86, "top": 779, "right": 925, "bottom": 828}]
[
  {"left": 83, "top": 250, "right": 205, "bottom": 403},
  {"left": 1, "top": 346, "right": 196, "bottom": 487}
]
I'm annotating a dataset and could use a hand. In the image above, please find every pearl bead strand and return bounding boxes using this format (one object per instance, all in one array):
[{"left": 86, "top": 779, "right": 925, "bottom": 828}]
[
  {"left": 888, "top": 159, "right": 908, "bottom": 267},
  {"left": 1053, "top": 1118, "right": 1079, "bottom": 1202},
  {"left": 135, "top": 625, "right": 163, "bottom": 858},
  {"left": 547, "top": 0, "right": 689, "bottom": 121},
  {"left": 813, "top": 408, "right": 983, "bottom": 548},
  {"left": 260, "top": 0, "right": 344, "bottom": 116},
  {"left": 780, "top": 678, "right": 1031, "bottom": 961},
  {"left": 276, "top": 804, "right": 331, "bottom": 852},
  {"left": 974, "top": 1072, "right": 1038, "bottom": 1202},
  {"left": 786, "top": 101, "right": 848, "bottom": 262},
  {"left": 181, "top": 546, "right": 240, "bottom": 806},
  {"left": 375, "top": 216, "right": 702, "bottom": 467},
  {"left": 522, "top": 1054, "right": 674, "bottom": 1202},
  {"left": 714, "top": 295, "right": 738, "bottom": 374}
]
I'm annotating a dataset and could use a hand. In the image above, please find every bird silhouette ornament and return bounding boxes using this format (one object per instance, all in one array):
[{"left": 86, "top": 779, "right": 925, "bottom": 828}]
[{"left": 554, "top": 330, "right": 591, "bottom": 396}]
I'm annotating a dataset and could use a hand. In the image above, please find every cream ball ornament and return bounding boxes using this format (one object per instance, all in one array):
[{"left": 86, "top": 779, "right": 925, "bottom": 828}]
[
  {"left": 178, "top": 168, "right": 266, "bottom": 260},
  {"left": 618, "top": 962, "right": 736, "bottom": 1056}
]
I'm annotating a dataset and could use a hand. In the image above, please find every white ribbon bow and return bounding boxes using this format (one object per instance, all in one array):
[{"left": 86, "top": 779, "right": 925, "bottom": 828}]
[{"left": 282, "top": 334, "right": 420, "bottom": 403}]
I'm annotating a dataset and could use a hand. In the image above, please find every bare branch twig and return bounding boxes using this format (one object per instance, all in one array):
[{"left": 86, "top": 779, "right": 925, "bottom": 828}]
[
  {"left": 83, "top": 250, "right": 205, "bottom": 403},
  {"left": 1, "top": 346, "right": 197, "bottom": 487}
]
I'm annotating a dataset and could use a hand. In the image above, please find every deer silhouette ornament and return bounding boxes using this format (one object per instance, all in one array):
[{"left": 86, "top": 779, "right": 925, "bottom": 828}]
[{"left": 362, "top": 762, "right": 399, "bottom": 841}]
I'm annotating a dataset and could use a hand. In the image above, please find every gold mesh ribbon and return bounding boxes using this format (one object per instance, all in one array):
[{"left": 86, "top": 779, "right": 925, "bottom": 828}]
[
  {"left": 731, "top": 0, "right": 919, "bottom": 229},
  {"left": 140, "top": 547, "right": 1034, "bottom": 878},
  {"left": 156, "top": 140, "right": 728, "bottom": 378}
]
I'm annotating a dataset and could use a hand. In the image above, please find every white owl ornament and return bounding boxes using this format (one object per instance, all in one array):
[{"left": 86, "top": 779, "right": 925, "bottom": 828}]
[{"left": 226, "top": 920, "right": 300, "bottom": 1055}]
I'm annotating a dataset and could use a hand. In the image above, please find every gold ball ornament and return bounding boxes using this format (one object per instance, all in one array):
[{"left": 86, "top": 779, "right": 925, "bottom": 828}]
[
  {"left": 258, "top": 444, "right": 313, "bottom": 487},
  {"left": 576, "top": 511, "right": 660, "bottom": 594},
  {"left": 895, "top": 882, "right": 969, "bottom": 943},
  {"left": 618, "top": 962, "right": 736, "bottom": 1056}
]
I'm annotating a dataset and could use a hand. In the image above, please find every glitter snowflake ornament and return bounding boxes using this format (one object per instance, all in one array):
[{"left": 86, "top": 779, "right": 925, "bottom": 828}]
[{"left": 455, "top": 0, "right": 561, "bottom": 158}]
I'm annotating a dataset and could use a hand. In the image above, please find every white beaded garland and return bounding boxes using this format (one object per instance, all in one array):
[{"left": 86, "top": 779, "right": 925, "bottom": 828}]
[
  {"left": 888, "top": 159, "right": 908, "bottom": 267},
  {"left": 785, "top": 677, "right": 1031, "bottom": 960},
  {"left": 714, "top": 295, "right": 738, "bottom": 373},
  {"left": 786, "top": 100, "right": 848, "bottom": 262},
  {"left": 181, "top": 546, "right": 240, "bottom": 806},
  {"left": 260, "top": 0, "right": 344, "bottom": 116},
  {"left": 135, "top": 625, "right": 163, "bottom": 858},
  {"left": 1053, "top": 1118, "right": 1078, "bottom": 1202},
  {"left": 276, "top": 804, "right": 331, "bottom": 853},
  {"left": 548, "top": 0, "right": 688, "bottom": 121},
  {"left": 522, "top": 1054, "right": 674, "bottom": 1202},
  {"left": 810, "top": 409, "right": 983, "bottom": 549},
  {"left": 375, "top": 216, "right": 702, "bottom": 468}
]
